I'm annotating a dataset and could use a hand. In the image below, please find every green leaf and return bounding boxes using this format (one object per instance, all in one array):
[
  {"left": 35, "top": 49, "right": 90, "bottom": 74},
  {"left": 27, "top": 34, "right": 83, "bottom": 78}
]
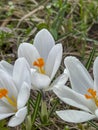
[
  {"left": 49, "top": 99, "right": 59, "bottom": 117},
  {"left": 88, "top": 121, "right": 98, "bottom": 129},
  {"left": 85, "top": 46, "right": 96, "bottom": 70},
  {"left": 31, "top": 91, "right": 41, "bottom": 125},
  {"left": 37, "top": 23, "right": 48, "bottom": 30},
  {"left": 40, "top": 100, "right": 48, "bottom": 124},
  {"left": 26, "top": 115, "right": 32, "bottom": 130},
  {"left": 0, "top": 120, "right": 9, "bottom": 130},
  {"left": 51, "top": 0, "right": 67, "bottom": 40}
]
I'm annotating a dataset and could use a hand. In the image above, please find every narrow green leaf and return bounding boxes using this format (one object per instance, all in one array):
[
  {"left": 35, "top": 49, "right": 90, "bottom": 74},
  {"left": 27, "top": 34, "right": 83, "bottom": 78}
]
[
  {"left": 26, "top": 115, "right": 32, "bottom": 130},
  {"left": 41, "top": 100, "right": 48, "bottom": 124},
  {"left": 51, "top": 0, "right": 67, "bottom": 30},
  {"left": 85, "top": 46, "right": 96, "bottom": 70},
  {"left": 49, "top": 99, "right": 59, "bottom": 117},
  {"left": 31, "top": 91, "right": 41, "bottom": 125},
  {"left": 50, "top": 0, "right": 67, "bottom": 40},
  {"left": 88, "top": 121, "right": 98, "bottom": 129}
]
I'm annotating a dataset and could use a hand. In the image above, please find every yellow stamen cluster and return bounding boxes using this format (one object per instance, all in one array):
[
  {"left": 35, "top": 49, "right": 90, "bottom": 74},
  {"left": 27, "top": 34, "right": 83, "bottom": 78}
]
[
  {"left": 85, "top": 88, "right": 98, "bottom": 107},
  {"left": 33, "top": 58, "right": 45, "bottom": 74},
  {"left": 0, "top": 88, "right": 17, "bottom": 107}
]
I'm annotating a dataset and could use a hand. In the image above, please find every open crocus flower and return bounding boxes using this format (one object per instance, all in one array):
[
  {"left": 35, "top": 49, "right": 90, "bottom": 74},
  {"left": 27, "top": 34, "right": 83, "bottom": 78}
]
[
  {"left": 18, "top": 28, "right": 64, "bottom": 90},
  {"left": 53, "top": 56, "right": 98, "bottom": 123},
  {"left": 0, "top": 58, "right": 31, "bottom": 127}
]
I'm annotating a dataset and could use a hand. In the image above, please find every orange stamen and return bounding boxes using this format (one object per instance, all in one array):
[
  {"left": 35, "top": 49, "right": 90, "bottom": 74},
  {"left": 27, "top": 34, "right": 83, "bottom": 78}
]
[
  {"left": 85, "top": 94, "right": 93, "bottom": 99},
  {"left": 33, "top": 58, "right": 44, "bottom": 67},
  {"left": 88, "top": 88, "right": 96, "bottom": 97},
  {"left": 0, "top": 88, "right": 8, "bottom": 98},
  {"left": 85, "top": 88, "right": 98, "bottom": 107},
  {"left": 33, "top": 58, "right": 45, "bottom": 74},
  {"left": 0, "top": 88, "right": 17, "bottom": 107}
]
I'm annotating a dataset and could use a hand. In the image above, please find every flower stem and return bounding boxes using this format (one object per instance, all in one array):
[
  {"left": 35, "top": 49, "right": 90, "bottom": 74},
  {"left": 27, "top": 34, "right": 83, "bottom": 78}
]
[
  {"left": 41, "top": 89, "right": 46, "bottom": 101},
  {"left": 40, "top": 90, "right": 48, "bottom": 124}
]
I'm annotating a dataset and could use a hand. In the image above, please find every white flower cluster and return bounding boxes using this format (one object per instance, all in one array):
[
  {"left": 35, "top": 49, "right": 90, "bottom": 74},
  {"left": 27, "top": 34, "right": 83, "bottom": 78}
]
[
  {"left": 0, "top": 28, "right": 98, "bottom": 127},
  {"left": 0, "top": 29, "right": 65, "bottom": 127}
]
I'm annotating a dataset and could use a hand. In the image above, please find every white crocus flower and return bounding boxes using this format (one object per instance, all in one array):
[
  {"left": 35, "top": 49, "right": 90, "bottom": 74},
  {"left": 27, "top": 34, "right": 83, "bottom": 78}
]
[
  {"left": 17, "top": 28, "right": 66, "bottom": 90},
  {"left": 0, "top": 58, "right": 31, "bottom": 127},
  {"left": 53, "top": 56, "right": 98, "bottom": 123}
]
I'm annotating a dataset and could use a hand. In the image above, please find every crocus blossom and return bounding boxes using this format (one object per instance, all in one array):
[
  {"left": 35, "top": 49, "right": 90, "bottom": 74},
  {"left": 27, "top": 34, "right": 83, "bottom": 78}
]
[
  {"left": 53, "top": 56, "right": 98, "bottom": 123},
  {"left": 18, "top": 28, "right": 66, "bottom": 90},
  {"left": 0, "top": 58, "right": 31, "bottom": 127}
]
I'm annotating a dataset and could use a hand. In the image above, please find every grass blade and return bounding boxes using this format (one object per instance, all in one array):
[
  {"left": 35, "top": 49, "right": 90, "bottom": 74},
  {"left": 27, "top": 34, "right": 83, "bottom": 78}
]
[{"left": 85, "top": 46, "right": 96, "bottom": 70}]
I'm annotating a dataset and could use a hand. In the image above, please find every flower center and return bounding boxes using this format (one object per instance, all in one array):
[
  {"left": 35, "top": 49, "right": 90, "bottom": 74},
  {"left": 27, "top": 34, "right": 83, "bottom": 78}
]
[
  {"left": 85, "top": 88, "right": 98, "bottom": 107},
  {"left": 33, "top": 58, "right": 45, "bottom": 74},
  {"left": 0, "top": 88, "right": 17, "bottom": 107}
]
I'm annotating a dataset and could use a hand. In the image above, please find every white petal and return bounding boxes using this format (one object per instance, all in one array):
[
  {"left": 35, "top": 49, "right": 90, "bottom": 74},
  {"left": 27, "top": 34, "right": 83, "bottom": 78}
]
[
  {"left": 56, "top": 110, "right": 95, "bottom": 123},
  {"left": 95, "top": 109, "right": 98, "bottom": 117},
  {"left": 64, "top": 56, "right": 93, "bottom": 94},
  {"left": 34, "top": 29, "right": 55, "bottom": 61},
  {"left": 93, "top": 57, "right": 98, "bottom": 91},
  {"left": 53, "top": 73, "right": 68, "bottom": 86},
  {"left": 53, "top": 85, "right": 96, "bottom": 113},
  {"left": 0, "top": 60, "right": 13, "bottom": 76},
  {"left": 31, "top": 71, "right": 51, "bottom": 89},
  {"left": 13, "top": 58, "right": 31, "bottom": 90},
  {"left": 61, "top": 98, "right": 91, "bottom": 112},
  {"left": 0, "top": 70, "right": 18, "bottom": 98},
  {"left": 17, "top": 82, "right": 30, "bottom": 109},
  {"left": 0, "top": 100, "right": 10, "bottom": 107},
  {"left": 0, "top": 113, "right": 14, "bottom": 120},
  {"left": 8, "top": 107, "right": 27, "bottom": 127},
  {"left": 18, "top": 43, "right": 40, "bottom": 67},
  {"left": 0, "top": 100, "right": 16, "bottom": 112},
  {"left": 0, "top": 106, "right": 14, "bottom": 113},
  {"left": 45, "top": 44, "right": 62, "bottom": 80},
  {"left": 49, "top": 73, "right": 68, "bottom": 91}
]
